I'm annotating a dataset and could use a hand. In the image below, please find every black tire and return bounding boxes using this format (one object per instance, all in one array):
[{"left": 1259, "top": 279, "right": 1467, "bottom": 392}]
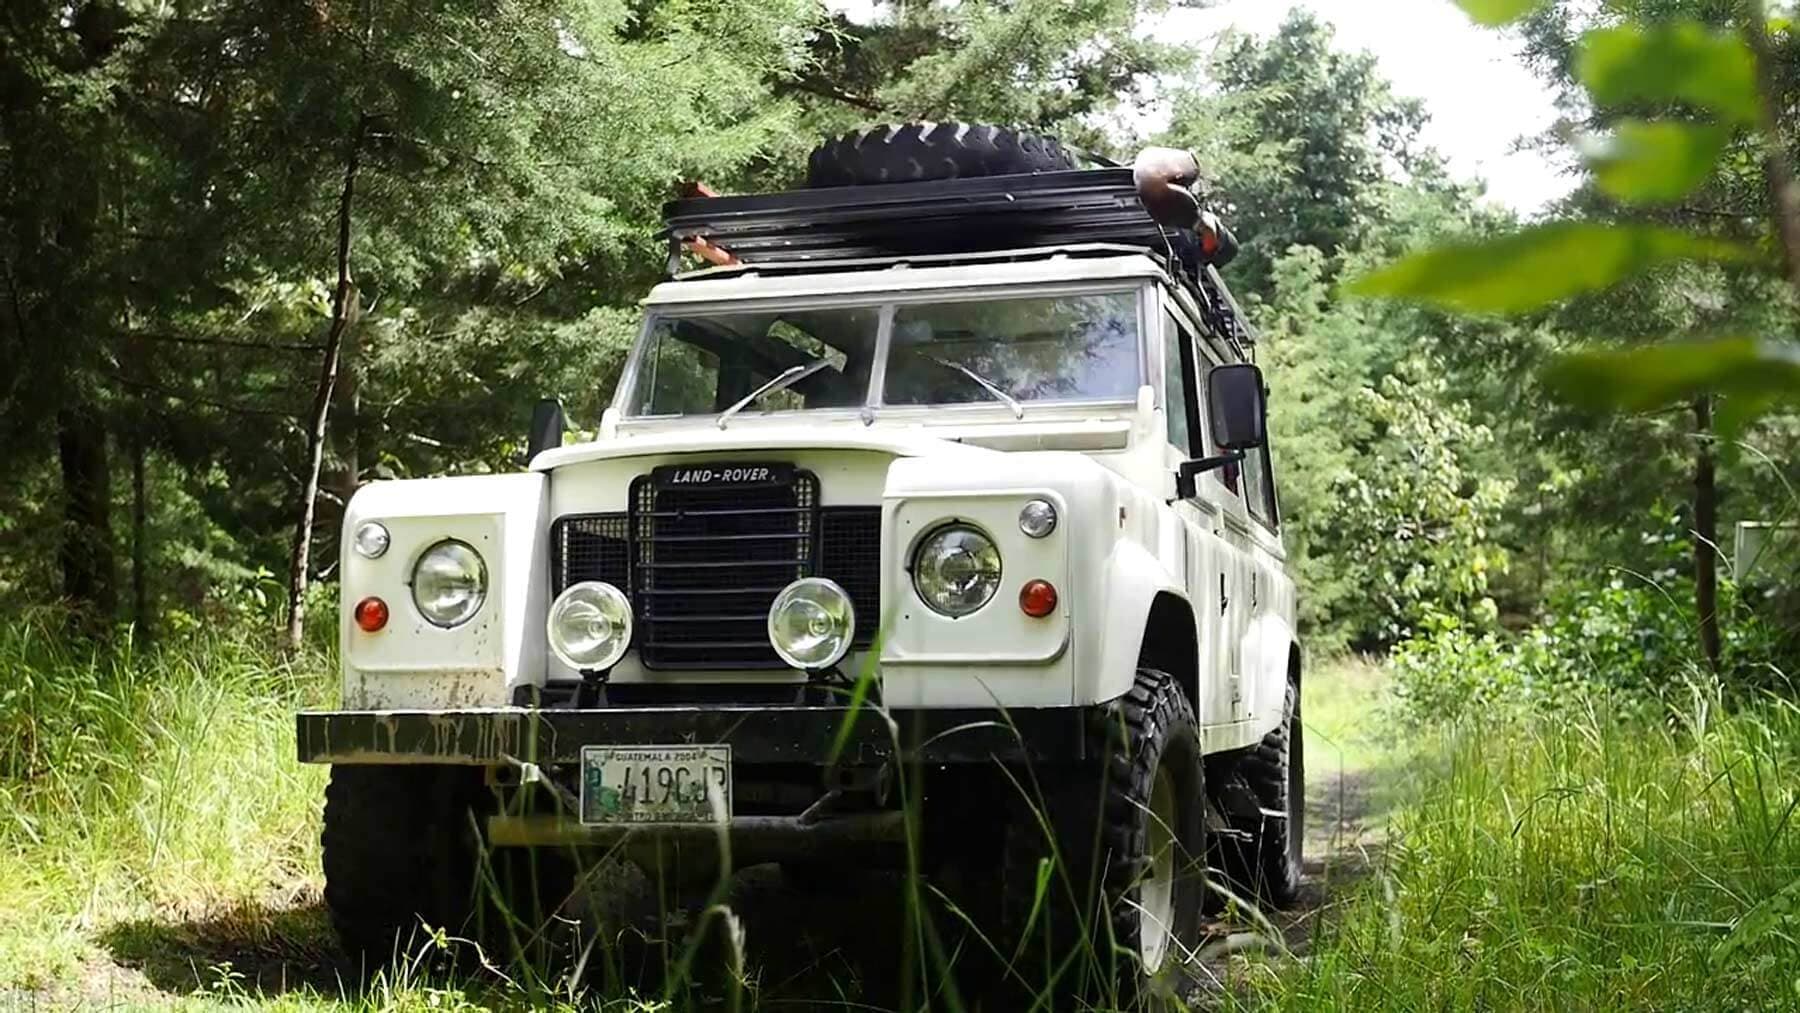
[
  {"left": 999, "top": 669, "right": 1206, "bottom": 1006},
  {"left": 806, "top": 122, "right": 1078, "bottom": 188},
  {"left": 1215, "top": 677, "right": 1304, "bottom": 907},
  {"left": 322, "top": 766, "right": 575, "bottom": 973}
]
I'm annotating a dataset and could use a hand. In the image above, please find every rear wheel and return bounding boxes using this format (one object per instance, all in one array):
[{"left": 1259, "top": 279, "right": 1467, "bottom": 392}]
[
  {"left": 999, "top": 668, "right": 1206, "bottom": 1006},
  {"left": 1214, "top": 676, "right": 1304, "bottom": 906}
]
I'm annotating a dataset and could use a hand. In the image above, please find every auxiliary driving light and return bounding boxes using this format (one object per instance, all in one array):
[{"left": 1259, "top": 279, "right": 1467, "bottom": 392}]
[
  {"left": 767, "top": 577, "right": 856, "bottom": 671},
  {"left": 547, "top": 581, "right": 633, "bottom": 672}
]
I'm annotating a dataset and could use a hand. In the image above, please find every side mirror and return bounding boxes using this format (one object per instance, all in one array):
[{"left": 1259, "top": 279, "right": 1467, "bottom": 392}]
[
  {"left": 527, "top": 398, "right": 566, "bottom": 464},
  {"left": 1174, "top": 363, "right": 1267, "bottom": 498},
  {"left": 1207, "top": 363, "right": 1266, "bottom": 451}
]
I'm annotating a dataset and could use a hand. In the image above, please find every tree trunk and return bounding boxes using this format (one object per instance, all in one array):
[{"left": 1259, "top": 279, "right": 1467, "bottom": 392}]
[
  {"left": 131, "top": 435, "right": 149, "bottom": 638},
  {"left": 57, "top": 405, "right": 116, "bottom": 619},
  {"left": 284, "top": 120, "right": 365, "bottom": 656},
  {"left": 1693, "top": 396, "right": 1721, "bottom": 673}
]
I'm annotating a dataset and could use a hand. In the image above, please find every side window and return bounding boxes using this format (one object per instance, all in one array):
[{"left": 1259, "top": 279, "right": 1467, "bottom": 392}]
[
  {"left": 1162, "top": 311, "right": 1197, "bottom": 455},
  {"left": 1196, "top": 343, "right": 1242, "bottom": 497},
  {"left": 1242, "top": 444, "right": 1277, "bottom": 528}
]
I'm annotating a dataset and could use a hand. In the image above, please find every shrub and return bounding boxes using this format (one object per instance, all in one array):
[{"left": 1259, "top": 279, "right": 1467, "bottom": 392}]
[{"left": 1391, "top": 574, "right": 1786, "bottom": 725}]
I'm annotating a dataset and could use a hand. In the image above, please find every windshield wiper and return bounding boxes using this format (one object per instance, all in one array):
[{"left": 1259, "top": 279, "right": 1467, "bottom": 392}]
[
  {"left": 717, "top": 358, "right": 836, "bottom": 429},
  {"left": 932, "top": 357, "right": 1023, "bottom": 419}
]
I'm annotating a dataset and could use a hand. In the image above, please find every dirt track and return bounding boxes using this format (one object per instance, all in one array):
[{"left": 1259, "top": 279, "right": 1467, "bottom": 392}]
[{"left": 1189, "top": 761, "right": 1387, "bottom": 1000}]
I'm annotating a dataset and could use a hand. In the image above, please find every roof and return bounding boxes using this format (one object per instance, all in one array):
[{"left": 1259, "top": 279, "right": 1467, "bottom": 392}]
[
  {"left": 661, "top": 168, "right": 1164, "bottom": 267},
  {"left": 657, "top": 168, "right": 1256, "bottom": 347},
  {"left": 641, "top": 246, "right": 1172, "bottom": 307}
]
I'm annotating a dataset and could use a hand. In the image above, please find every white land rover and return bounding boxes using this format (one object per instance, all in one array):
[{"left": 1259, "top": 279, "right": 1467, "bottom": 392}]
[{"left": 298, "top": 125, "right": 1302, "bottom": 999}]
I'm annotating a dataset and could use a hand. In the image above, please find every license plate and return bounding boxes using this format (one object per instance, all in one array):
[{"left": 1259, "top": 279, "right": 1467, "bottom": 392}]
[{"left": 579, "top": 745, "right": 732, "bottom": 825}]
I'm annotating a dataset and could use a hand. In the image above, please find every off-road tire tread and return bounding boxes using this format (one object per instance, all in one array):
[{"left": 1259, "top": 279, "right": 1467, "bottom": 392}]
[
  {"left": 999, "top": 668, "right": 1204, "bottom": 1004},
  {"left": 807, "top": 122, "right": 1078, "bottom": 188},
  {"left": 1225, "top": 677, "right": 1303, "bottom": 906},
  {"left": 322, "top": 766, "right": 482, "bottom": 971}
]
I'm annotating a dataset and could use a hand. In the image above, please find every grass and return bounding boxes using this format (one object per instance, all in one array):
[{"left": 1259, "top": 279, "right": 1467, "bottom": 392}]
[
  {"left": 1228, "top": 687, "right": 1800, "bottom": 1010},
  {"left": 0, "top": 612, "right": 329, "bottom": 1001},
  {"left": 3, "top": 611, "right": 1798, "bottom": 1011}
]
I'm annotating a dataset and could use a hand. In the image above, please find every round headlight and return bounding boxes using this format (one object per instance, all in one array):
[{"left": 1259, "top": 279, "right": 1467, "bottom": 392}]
[
  {"left": 1019, "top": 499, "right": 1058, "bottom": 538},
  {"left": 768, "top": 578, "right": 856, "bottom": 670},
  {"left": 411, "top": 539, "right": 487, "bottom": 628},
  {"left": 912, "top": 524, "right": 1002, "bottom": 617},
  {"left": 547, "top": 581, "right": 633, "bottom": 672}
]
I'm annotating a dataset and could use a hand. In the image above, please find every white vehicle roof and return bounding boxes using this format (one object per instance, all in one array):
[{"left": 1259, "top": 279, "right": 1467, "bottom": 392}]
[{"left": 641, "top": 245, "right": 1173, "bottom": 308}]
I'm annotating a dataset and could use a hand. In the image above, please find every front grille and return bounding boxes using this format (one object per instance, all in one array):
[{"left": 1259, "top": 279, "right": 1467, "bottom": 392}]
[
  {"left": 554, "top": 515, "right": 629, "bottom": 592},
  {"left": 633, "top": 470, "right": 817, "bottom": 670},
  {"left": 819, "top": 507, "right": 881, "bottom": 647},
  {"left": 550, "top": 468, "right": 882, "bottom": 671}
]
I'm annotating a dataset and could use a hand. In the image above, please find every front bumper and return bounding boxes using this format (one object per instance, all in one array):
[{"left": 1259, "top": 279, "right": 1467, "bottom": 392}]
[{"left": 295, "top": 703, "right": 1091, "bottom": 767}]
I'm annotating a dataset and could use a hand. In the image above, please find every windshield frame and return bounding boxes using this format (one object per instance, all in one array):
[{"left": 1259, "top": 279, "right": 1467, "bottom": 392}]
[{"left": 614, "top": 282, "right": 1150, "bottom": 425}]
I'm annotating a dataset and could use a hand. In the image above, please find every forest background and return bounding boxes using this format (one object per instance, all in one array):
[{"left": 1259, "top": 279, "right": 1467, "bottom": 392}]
[{"left": 5, "top": 0, "right": 1800, "bottom": 1008}]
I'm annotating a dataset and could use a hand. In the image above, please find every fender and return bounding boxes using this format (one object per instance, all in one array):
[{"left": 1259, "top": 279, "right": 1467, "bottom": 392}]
[
  {"left": 1081, "top": 540, "right": 1191, "bottom": 708},
  {"left": 340, "top": 473, "right": 549, "bottom": 709}
]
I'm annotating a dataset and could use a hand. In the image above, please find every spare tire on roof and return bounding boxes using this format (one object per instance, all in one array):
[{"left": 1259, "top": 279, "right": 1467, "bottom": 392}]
[{"left": 806, "top": 122, "right": 1079, "bottom": 188}]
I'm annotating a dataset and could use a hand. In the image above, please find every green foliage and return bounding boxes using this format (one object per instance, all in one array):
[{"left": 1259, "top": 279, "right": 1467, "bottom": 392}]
[
  {"left": 1238, "top": 686, "right": 1800, "bottom": 1009},
  {"left": 0, "top": 609, "right": 329, "bottom": 987},
  {"left": 1545, "top": 335, "right": 1800, "bottom": 412},
  {"left": 1453, "top": 0, "right": 1549, "bottom": 26},
  {"left": 1162, "top": 10, "right": 1444, "bottom": 297},
  {"left": 1349, "top": 222, "right": 1754, "bottom": 315},
  {"left": 1578, "top": 20, "right": 1761, "bottom": 125},
  {"left": 1391, "top": 554, "right": 1786, "bottom": 725},
  {"left": 1590, "top": 121, "right": 1734, "bottom": 204},
  {"left": 1330, "top": 365, "right": 1514, "bottom": 643}
]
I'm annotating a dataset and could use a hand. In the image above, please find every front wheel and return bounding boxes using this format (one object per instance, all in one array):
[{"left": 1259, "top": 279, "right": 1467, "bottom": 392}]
[
  {"left": 321, "top": 766, "right": 575, "bottom": 973},
  {"left": 999, "top": 668, "right": 1207, "bottom": 1005}
]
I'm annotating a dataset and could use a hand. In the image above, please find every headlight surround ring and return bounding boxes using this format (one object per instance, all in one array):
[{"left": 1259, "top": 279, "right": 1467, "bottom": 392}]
[
  {"left": 910, "top": 523, "right": 1003, "bottom": 618},
  {"left": 547, "top": 581, "right": 633, "bottom": 672},
  {"left": 411, "top": 539, "right": 488, "bottom": 628},
  {"left": 767, "top": 577, "right": 857, "bottom": 671}
]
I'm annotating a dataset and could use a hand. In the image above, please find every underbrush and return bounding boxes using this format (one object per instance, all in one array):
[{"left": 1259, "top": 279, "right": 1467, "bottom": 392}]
[
  {"left": 1389, "top": 575, "right": 1789, "bottom": 725},
  {"left": 0, "top": 610, "right": 331, "bottom": 991},
  {"left": 1233, "top": 689, "right": 1800, "bottom": 1010}
]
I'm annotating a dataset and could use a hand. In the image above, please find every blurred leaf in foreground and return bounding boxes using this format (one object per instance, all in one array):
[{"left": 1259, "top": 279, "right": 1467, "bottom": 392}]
[
  {"left": 1578, "top": 21, "right": 1759, "bottom": 125},
  {"left": 1588, "top": 121, "right": 1732, "bottom": 205},
  {"left": 1544, "top": 337, "right": 1800, "bottom": 413},
  {"left": 1453, "top": 0, "right": 1547, "bottom": 27},
  {"left": 1349, "top": 223, "right": 1753, "bottom": 314}
]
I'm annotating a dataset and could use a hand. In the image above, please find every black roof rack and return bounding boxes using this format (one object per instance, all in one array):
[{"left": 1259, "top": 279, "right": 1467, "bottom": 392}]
[{"left": 659, "top": 168, "right": 1255, "bottom": 350}]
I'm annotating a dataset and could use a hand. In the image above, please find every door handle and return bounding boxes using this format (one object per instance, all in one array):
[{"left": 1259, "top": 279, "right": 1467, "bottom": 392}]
[{"left": 1219, "top": 573, "right": 1229, "bottom": 614}]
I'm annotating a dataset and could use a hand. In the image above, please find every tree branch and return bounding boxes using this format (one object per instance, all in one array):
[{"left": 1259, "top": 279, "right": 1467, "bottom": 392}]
[
  {"left": 284, "top": 110, "right": 367, "bottom": 654},
  {"left": 1742, "top": 0, "right": 1800, "bottom": 293},
  {"left": 777, "top": 75, "right": 889, "bottom": 114},
  {"left": 111, "top": 331, "right": 324, "bottom": 353}
]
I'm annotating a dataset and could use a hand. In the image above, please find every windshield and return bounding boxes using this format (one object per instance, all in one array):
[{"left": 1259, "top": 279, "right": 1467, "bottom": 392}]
[
  {"left": 630, "top": 307, "right": 878, "bottom": 417},
  {"left": 625, "top": 290, "right": 1141, "bottom": 419}
]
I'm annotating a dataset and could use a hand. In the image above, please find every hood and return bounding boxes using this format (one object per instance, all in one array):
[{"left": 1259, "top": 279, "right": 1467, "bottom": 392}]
[
  {"left": 532, "top": 425, "right": 994, "bottom": 472},
  {"left": 531, "top": 418, "right": 1134, "bottom": 472}
]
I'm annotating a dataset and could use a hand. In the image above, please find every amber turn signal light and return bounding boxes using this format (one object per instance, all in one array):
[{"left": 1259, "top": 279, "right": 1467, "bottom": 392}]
[
  {"left": 1019, "top": 579, "right": 1058, "bottom": 618},
  {"left": 354, "top": 596, "right": 389, "bottom": 632}
]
